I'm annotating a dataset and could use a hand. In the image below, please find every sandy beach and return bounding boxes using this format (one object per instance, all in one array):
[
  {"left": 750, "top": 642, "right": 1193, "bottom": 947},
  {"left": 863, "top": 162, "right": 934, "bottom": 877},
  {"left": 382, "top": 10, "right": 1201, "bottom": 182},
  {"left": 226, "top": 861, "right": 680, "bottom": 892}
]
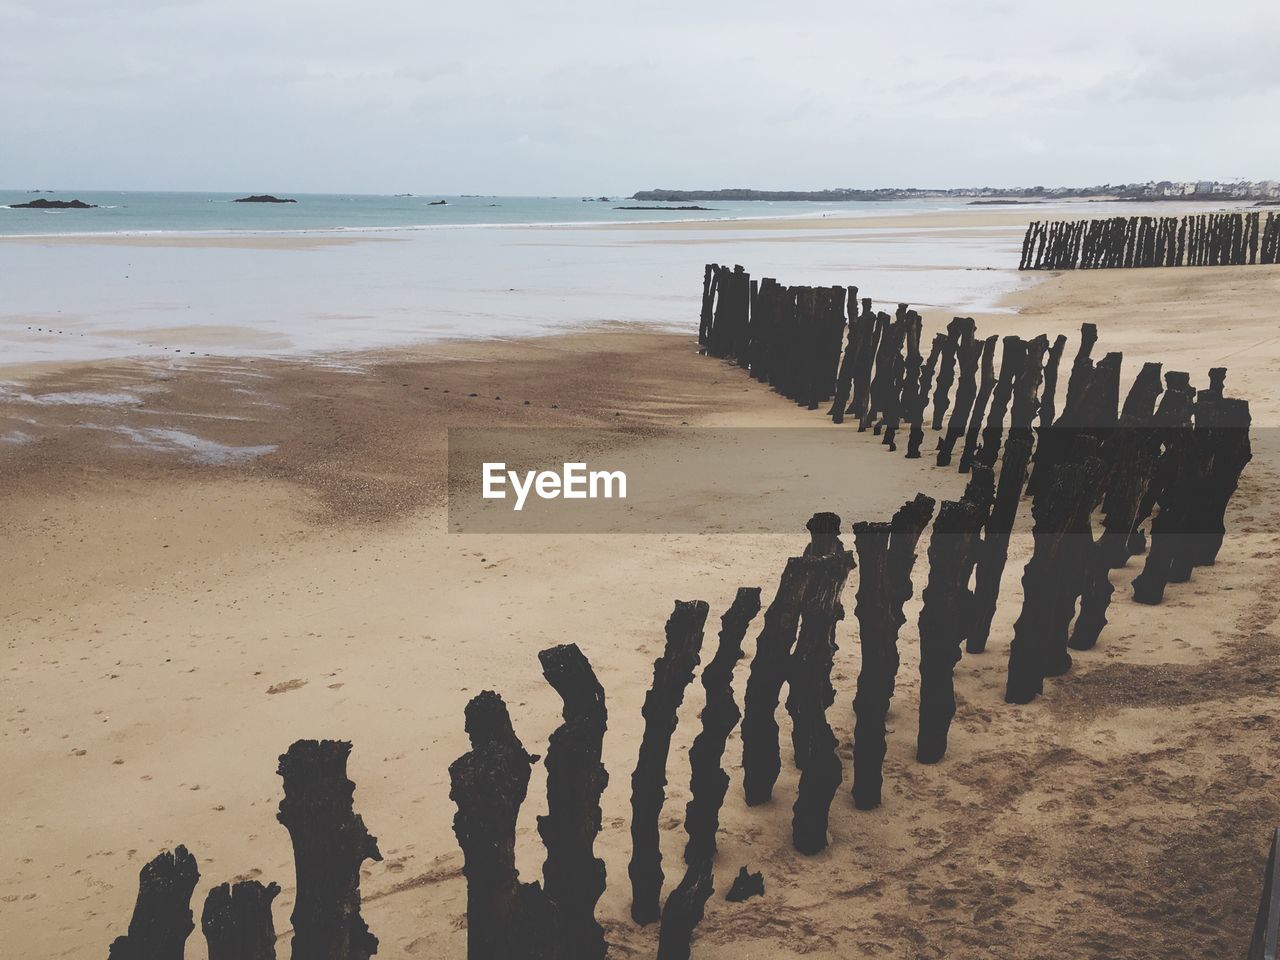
[{"left": 3, "top": 208, "right": 1279, "bottom": 960}]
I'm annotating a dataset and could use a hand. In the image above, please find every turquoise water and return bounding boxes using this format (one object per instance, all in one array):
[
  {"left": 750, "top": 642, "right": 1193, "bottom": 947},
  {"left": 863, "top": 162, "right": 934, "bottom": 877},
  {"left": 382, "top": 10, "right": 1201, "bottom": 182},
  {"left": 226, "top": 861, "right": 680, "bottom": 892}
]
[{"left": 0, "top": 190, "right": 972, "bottom": 235}]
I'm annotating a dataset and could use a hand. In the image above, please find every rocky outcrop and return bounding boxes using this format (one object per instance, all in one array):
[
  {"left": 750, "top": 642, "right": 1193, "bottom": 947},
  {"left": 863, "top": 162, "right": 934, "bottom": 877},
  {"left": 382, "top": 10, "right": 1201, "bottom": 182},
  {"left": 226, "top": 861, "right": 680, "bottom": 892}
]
[{"left": 11, "top": 198, "right": 97, "bottom": 209}]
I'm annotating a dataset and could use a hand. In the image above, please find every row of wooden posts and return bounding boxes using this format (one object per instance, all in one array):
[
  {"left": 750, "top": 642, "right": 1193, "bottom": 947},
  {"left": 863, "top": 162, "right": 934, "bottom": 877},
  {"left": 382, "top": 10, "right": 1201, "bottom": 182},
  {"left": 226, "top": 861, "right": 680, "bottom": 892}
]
[
  {"left": 106, "top": 262, "right": 1256, "bottom": 959},
  {"left": 1019, "top": 211, "right": 1280, "bottom": 270}
]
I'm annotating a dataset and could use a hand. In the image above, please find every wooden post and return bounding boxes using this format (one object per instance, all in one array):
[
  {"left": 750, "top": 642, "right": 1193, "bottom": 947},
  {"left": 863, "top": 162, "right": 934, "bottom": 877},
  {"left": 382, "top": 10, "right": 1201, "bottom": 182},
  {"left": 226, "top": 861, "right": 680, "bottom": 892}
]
[
  {"left": 827, "top": 286, "right": 861, "bottom": 423},
  {"left": 449, "top": 694, "right": 556, "bottom": 960},
  {"left": 957, "top": 335, "right": 999, "bottom": 473},
  {"left": 1189, "top": 397, "right": 1252, "bottom": 567},
  {"left": 930, "top": 317, "right": 973, "bottom": 430},
  {"left": 906, "top": 330, "right": 945, "bottom": 458},
  {"left": 108, "top": 846, "right": 200, "bottom": 960},
  {"left": 968, "top": 336, "right": 1047, "bottom": 654},
  {"left": 537, "top": 644, "right": 608, "bottom": 960},
  {"left": 279, "top": 740, "right": 382, "bottom": 960},
  {"left": 1132, "top": 375, "right": 1197, "bottom": 603},
  {"left": 1007, "top": 447, "right": 1105, "bottom": 704},
  {"left": 656, "top": 588, "right": 760, "bottom": 960},
  {"left": 936, "top": 329, "right": 983, "bottom": 466},
  {"left": 917, "top": 498, "right": 985, "bottom": 762},
  {"left": 792, "top": 549, "right": 857, "bottom": 853},
  {"left": 629, "top": 600, "right": 708, "bottom": 924},
  {"left": 202, "top": 880, "right": 280, "bottom": 960},
  {"left": 850, "top": 495, "right": 936, "bottom": 810}
]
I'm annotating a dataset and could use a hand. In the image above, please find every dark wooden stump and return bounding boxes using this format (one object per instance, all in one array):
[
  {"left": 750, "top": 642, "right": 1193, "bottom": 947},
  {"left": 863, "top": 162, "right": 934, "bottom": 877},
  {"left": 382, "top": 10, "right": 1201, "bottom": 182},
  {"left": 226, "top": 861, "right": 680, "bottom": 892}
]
[
  {"left": 656, "top": 862, "right": 713, "bottom": 960},
  {"left": 931, "top": 317, "right": 974, "bottom": 430},
  {"left": 742, "top": 519, "right": 832, "bottom": 806},
  {"left": 968, "top": 336, "right": 1047, "bottom": 653},
  {"left": 1132, "top": 375, "right": 1197, "bottom": 604},
  {"left": 791, "top": 549, "right": 856, "bottom": 852},
  {"left": 851, "top": 494, "right": 936, "bottom": 810},
  {"left": 1006, "top": 450, "right": 1104, "bottom": 704},
  {"left": 449, "top": 692, "right": 555, "bottom": 960},
  {"left": 278, "top": 740, "right": 382, "bottom": 960},
  {"left": 202, "top": 880, "right": 280, "bottom": 960},
  {"left": 537, "top": 644, "right": 609, "bottom": 960},
  {"left": 629, "top": 600, "right": 708, "bottom": 925},
  {"left": 917, "top": 499, "right": 984, "bottom": 763},
  {"left": 937, "top": 330, "right": 983, "bottom": 466},
  {"left": 658, "top": 587, "right": 761, "bottom": 960},
  {"left": 108, "top": 846, "right": 200, "bottom": 960},
  {"left": 957, "top": 335, "right": 999, "bottom": 473},
  {"left": 725, "top": 867, "right": 765, "bottom": 902},
  {"left": 1189, "top": 397, "right": 1252, "bottom": 567}
]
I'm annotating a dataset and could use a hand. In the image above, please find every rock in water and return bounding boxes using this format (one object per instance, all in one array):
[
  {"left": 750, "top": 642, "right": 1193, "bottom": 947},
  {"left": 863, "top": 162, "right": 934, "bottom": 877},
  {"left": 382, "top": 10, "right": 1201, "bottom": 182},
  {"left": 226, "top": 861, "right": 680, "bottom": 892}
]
[
  {"left": 10, "top": 198, "right": 97, "bottom": 209},
  {"left": 232, "top": 195, "right": 297, "bottom": 203}
]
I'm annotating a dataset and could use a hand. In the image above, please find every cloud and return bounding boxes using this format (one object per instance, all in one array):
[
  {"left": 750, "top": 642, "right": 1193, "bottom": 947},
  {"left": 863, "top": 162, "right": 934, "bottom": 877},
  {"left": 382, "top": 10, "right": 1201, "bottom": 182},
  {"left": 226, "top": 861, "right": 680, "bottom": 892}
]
[{"left": 0, "top": 0, "right": 1275, "bottom": 192}]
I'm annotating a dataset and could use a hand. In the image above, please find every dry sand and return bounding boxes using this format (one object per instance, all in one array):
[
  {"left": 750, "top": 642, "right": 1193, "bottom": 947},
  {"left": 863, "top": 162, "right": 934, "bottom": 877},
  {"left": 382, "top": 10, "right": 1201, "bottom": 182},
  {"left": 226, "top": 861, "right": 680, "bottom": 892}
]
[{"left": 3, "top": 245, "right": 1279, "bottom": 959}]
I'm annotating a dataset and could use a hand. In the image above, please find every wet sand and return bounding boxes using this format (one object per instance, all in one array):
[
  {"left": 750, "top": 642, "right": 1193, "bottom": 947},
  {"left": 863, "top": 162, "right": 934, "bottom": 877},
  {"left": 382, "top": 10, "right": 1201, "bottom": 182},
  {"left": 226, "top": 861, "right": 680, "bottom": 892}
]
[{"left": 3, "top": 241, "right": 1280, "bottom": 958}]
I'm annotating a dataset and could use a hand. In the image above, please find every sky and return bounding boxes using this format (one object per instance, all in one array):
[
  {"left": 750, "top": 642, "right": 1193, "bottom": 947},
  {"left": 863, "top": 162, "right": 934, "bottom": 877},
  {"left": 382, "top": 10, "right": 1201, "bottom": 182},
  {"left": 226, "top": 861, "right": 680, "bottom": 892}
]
[{"left": 1, "top": 0, "right": 1277, "bottom": 194}]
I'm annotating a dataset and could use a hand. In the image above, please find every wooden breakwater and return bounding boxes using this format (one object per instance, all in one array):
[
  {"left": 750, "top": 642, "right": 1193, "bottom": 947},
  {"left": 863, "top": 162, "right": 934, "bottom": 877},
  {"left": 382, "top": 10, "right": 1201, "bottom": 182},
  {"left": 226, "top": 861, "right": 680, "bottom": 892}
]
[
  {"left": 1018, "top": 211, "right": 1280, "bottom": 270},
  {"left": 103, "top": 262, "right": 1257, "bottom": 959}
]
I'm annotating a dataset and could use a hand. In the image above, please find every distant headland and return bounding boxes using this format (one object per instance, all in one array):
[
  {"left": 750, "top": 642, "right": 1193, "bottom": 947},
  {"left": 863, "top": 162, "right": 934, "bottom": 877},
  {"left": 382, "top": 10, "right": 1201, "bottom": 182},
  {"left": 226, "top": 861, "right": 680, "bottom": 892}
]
[{"left": 631, "top": 179, "right": 1280, "bottom": 203}]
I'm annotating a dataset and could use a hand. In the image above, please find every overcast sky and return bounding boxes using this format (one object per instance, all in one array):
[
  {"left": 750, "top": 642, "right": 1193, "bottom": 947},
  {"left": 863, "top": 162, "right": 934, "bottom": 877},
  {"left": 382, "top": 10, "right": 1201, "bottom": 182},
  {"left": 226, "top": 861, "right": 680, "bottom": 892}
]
[{"left": 1, "top": 0, "right": 1276, "bottom": 194}]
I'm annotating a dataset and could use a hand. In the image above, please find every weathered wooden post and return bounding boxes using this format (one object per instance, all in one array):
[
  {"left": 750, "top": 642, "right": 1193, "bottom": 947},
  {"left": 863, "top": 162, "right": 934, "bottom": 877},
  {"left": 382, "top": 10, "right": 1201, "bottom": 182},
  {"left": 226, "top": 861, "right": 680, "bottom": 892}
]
[
  {"left": 1038, "top": 334, "right": 1068, "bottom": 431},
  {"left": 279, "top": 740, "right": 382, "bottom": 960},
  {"left": 916, "top": 498, "right": 984, "bottom": 763},
  {"left": 742, "top": 557, "right": 810, "bottom": 805},
  {"left": 450, "top": 693, "right": 556, "bottom": 960},
  {"left": 968, "top": 335, "right": 1047, "bottom": 654},
  {"left": 698, "top": 264, "right": 716, "bottom": 350},
  {"left": 957, "top": 335, "right": 999, "bottom": 473},
  {"left": 1006, "top": 446, "right": 1105, "bottom": 704},
  {"left": 108, "top": 846, "right": 200, "bottom": 960},
  {"left": 1132, "top": 375, "right": 1197, "bottom": 604},
  {"left": 1189, "top": 396, "right": 1252, "bottom": 567},
  {"left": 846, "top": 298, "right": 882, "bottom": 423},
  {"left": 537, "top": 644, "right": 608, "bottom": 960},
  {"left": 931, "top": 317, "right": 973, "bottom": 430},
  {"left": 828, "top": 287, "right": 861, "bottom": 423},
  {"left": 657, "top": 588, "right": 761, "bottom": 960},
  {"left": 937, "top": 330, "right": 983, "bottom": 466},
  {"left": 906, "top": 330, "right": 945, "bottom": 458},
  {"left": 860, "top": 309, "right": 904, "bottom": 433},
  {"left": 202, "top": 880, "right": 281, "bottom": 960},
  {"left": 629, "top": 600, "right": 708, "bottom": 925},
  {"left": 974, "top": 336, "right": 1027, "bottom": 472},
  {"left": 792, "top": 549, "right": 856, "bottom": 853},
  {"left": 851, "top": 494, "right": 936, "bottom": 810}
]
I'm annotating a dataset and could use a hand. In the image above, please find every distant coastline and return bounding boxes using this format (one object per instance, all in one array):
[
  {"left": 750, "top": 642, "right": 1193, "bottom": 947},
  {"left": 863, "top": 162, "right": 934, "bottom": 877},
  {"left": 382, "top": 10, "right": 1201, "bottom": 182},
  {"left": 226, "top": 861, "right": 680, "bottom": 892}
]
[{"left": 633, "top": 179, "right": 1280, "bottom": 203}]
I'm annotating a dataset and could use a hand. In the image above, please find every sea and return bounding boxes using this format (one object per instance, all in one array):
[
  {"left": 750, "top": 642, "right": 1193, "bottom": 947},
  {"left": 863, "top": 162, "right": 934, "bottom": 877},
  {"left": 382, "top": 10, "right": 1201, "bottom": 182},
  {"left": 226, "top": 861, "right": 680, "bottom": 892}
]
[
  {"left": 0, "top": 191, "right": 1074, "bottom": 368},
  {"left": 0, "top": 190, "right": 990, "bottom": 234}
]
